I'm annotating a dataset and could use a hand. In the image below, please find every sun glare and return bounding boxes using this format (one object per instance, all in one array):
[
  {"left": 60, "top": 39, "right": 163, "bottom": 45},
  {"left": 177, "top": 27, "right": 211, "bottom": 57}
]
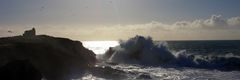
[{"left": 82, "top": 41, "right": 119, "bottom": 54}]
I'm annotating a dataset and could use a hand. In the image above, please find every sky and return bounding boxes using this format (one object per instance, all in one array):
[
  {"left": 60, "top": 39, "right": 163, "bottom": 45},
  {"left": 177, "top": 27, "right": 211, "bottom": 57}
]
[{"left": 0, "top": 0, "right": 240, "bottom": 40}]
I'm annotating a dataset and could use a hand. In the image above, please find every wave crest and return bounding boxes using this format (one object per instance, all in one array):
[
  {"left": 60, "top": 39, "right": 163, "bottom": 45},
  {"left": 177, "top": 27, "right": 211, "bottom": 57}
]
[{"left": 103, "top": 35, "right": 240, "bottom": 70}]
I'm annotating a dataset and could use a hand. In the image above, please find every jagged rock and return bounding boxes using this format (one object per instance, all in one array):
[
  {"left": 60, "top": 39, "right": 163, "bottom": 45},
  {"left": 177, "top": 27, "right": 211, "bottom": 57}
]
[
  {"left": 136, "top": 73, "right": 152, "bottom": 79},
  {"left": 23, "top": 28, "right": 36, "bottom": 37},
  {"left": 0, "top": 35, "right": 96, "bottom": 80},
  {"left": 89, "top": 66, "right": 126, "bottom": 79},
  {"left": 103, "top": 47, "right": 114, "bottom": 59}
]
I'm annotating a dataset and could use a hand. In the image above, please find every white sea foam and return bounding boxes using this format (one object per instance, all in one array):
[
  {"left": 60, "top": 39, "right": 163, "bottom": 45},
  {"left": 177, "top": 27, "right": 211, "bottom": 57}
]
[
  {"left": 81, "top": 64, "right": 240, "bottom": 80},
  {"left": 102, "top": 35, "right": 240, "bottom": 70},
  {"left": 82, "top": 37, "right": 240, "bottom": 79}
]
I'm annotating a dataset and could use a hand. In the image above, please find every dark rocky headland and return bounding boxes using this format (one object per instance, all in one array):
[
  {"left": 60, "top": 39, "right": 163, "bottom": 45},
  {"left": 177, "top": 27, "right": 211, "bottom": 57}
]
[{"left": 0, "top": 28, "right": 97, "bottom": 80}]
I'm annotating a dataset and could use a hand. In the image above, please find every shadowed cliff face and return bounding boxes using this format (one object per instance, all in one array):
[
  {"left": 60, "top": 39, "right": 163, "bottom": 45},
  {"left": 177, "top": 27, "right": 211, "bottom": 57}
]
[
  {"left": 0, "top": 60, "right": 42, "bottom": 80},
  {"left": 0, "top": 35, "right": 96, "bottom": 80}
]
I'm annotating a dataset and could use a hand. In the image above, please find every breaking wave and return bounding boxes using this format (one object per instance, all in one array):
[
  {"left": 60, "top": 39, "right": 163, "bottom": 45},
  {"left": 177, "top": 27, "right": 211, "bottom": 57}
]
[{"left": 103, "top": 35, "right": 240, "bottom": 71}]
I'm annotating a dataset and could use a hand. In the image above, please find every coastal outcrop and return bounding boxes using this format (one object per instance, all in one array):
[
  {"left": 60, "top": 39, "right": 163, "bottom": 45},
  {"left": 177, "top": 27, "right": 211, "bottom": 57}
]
[{"left": 0, "top": 29, "right": 96, "bottom": 80}]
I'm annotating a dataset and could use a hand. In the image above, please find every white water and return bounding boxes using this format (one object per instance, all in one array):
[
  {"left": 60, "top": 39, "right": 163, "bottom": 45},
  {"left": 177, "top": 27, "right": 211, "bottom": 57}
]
[
  {"left": 80, "top": 63, "right": 240, "bottom": 80},
  {"left": 82, "top": 40, "right": 240, "bottom": 80},
  {"left": 112, "top": 64, "right": 240, "bottom": 80}
]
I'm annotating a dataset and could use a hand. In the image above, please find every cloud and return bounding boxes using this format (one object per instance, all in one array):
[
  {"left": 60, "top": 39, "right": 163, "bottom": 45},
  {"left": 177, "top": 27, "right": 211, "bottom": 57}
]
[
  {"left": 89, "top": 15, "right": 240, "bottom": 40},
  {"left": 167, "top": 15, "right": 239, "bottom": 30},
  {"left": 96, "top": 15, "right": 240, "bottom": 32},
  {"left": 1, "top": 15, "right": 240, "bottom": 40},
  {"left": 171, "top": 15, "right": 240, "bottom": 29},
  {"left": 228, "top": 17, "right": 240, "bottom": 27}
]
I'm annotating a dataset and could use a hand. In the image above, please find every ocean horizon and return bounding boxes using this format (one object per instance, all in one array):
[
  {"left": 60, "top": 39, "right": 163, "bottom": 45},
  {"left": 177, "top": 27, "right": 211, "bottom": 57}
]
[{"left": 83, "top": 40, "right": 240, "bottom": 54}]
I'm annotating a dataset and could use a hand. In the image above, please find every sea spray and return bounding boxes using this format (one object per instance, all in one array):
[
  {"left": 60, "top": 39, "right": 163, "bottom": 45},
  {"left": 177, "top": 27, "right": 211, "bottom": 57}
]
[
  {"left": 103, "top": 35, "right": 240, "bottom": 70},
  {"left": 105, "top": 36, "right": 175, "bottom": 66}
]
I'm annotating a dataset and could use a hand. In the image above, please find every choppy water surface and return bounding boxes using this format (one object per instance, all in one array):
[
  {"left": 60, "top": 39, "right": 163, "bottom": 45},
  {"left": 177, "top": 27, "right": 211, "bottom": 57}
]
[
  {"left": 82, "top": 40, "right": 240, "bottom": 80},
  {"left": 81, "top": 64, "right": 240, "bottom": 80}
]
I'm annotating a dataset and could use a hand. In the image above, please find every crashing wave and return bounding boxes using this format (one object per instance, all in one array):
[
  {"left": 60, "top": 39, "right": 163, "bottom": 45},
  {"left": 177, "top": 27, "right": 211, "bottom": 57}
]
[
  {"left": 103, "top": 35, "right": 240, "bottom": 71},
  {"left": 104, "top": 35, "right": 176, "bottom": 66}
]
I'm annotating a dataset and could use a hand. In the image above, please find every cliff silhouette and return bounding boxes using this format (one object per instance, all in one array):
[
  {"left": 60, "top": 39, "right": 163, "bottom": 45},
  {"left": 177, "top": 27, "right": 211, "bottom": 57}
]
[{"left": 0, "top": 28, "right": 96, "bottom": 80}]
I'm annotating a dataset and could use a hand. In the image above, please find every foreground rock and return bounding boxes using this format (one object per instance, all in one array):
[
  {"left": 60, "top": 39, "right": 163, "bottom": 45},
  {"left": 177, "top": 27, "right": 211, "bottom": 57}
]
[
  {"left": 0, "top": 60, "right": 42, "bottom": 80},
  {"left": 89, "top": 65, "right": 127, "bottom": 80},
  {"left": 0, "top": 35, "right": 96, "bottom": 80}
]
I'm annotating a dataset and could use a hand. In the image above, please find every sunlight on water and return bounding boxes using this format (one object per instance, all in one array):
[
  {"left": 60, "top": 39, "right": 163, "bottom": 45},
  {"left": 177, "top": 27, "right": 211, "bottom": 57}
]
[{"left": 82, "top": 41, "right": 119, "bottom": 54}]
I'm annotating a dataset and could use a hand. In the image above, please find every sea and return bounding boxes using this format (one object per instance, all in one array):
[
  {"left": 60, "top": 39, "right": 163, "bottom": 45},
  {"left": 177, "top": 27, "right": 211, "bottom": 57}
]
[{"left": 82, "top": 40, "right": 240, "bottom": 80}]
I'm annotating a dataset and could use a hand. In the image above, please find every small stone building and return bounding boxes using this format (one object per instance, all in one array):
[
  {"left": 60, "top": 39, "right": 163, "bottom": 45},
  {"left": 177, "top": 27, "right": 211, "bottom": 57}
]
[{"left": 23, "top": 28, "right": 36, "bottom": 37}]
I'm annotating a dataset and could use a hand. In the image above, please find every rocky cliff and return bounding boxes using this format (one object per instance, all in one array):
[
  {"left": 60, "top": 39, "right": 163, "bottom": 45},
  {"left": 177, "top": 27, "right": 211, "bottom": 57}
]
[{"left": 0, "top": 35, "right": 96, "bottom": 80}]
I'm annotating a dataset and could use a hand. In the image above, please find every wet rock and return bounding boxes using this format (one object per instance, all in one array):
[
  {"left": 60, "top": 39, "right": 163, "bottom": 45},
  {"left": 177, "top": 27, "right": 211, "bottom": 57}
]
[
  {"left": 136, "top": 73, "right": 152, "bottom": 79},
  {"left": 89, "top": 66, "right": 126, "bottom": 80}
]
